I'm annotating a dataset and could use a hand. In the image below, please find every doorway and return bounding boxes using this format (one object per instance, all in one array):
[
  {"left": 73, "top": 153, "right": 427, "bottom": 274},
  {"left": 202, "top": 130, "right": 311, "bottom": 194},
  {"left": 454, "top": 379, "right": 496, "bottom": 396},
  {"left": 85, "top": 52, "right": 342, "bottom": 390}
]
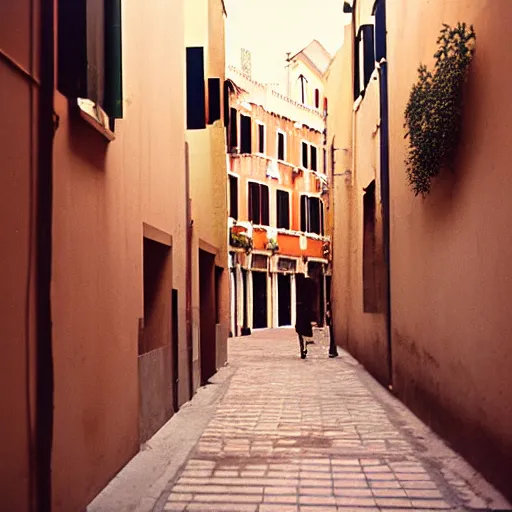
[
  {"left": 199, "top": 249, "right": 216, "bottom": 385},
  {"left": 252, "top": 271, "right": 267, "bottom": 329},
  {"left": 278, "top": 274, "right": 291, "bottom": 326}
]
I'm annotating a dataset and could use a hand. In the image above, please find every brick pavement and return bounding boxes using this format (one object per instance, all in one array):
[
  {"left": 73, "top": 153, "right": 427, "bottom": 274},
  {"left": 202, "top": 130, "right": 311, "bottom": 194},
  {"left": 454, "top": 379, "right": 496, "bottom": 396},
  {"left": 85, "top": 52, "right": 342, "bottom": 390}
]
[{"left": 156, "top": 328, "right": 509, "bottom": 512}]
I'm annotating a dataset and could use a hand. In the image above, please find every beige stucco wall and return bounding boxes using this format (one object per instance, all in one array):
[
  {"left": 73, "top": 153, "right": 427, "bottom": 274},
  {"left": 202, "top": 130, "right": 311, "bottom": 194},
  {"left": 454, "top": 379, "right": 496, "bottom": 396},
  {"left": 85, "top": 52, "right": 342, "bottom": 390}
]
[
  {"left": 51, "top": 0, "right": 188, "bottom": 510},
  {"left": 0, "top": 0, "right": 39, "bottom": 508},
  {"left": 388, "top": 0, "right": 512, "bottom": 497},
  {"left": 185, "top": 0, "right": 229, "bottom": 390}
]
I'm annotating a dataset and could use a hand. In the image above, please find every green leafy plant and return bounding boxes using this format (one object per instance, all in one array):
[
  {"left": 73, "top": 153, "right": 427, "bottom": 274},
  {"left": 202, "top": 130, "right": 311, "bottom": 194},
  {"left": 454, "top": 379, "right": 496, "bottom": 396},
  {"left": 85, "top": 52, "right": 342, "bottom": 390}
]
[
  {"left": 404, "top": 23, "right": 476, "bottom": 196},
  {"left": 230, "top": 231, "right": 253, "bottom": 253},
  {"left": 266, "top": 238, "right": 279, "bottom": 253}
]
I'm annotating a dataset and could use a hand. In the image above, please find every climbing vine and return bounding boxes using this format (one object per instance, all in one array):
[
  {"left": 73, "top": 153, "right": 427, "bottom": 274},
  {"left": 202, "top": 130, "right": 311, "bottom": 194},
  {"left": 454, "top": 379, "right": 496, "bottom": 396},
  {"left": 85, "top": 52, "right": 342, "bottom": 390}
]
[{"left": 404, "top": 23, "right": 476, "bottom": 196}]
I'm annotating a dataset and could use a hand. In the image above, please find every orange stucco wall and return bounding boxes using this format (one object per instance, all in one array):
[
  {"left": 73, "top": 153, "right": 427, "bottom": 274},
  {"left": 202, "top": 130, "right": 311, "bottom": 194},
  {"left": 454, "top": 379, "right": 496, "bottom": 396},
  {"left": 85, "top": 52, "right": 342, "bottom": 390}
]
[
  {"left": 0, "top": 0, "right": 39, "bottom": 508},
  {"left": 388, "top": 0, "right": 512, "bottom": 497},
  {"left": 329, "top": 0, "right": 512, "bottom": 499},
  {"left": 51, "top": 0, "right": 187, "bottom": 510}
]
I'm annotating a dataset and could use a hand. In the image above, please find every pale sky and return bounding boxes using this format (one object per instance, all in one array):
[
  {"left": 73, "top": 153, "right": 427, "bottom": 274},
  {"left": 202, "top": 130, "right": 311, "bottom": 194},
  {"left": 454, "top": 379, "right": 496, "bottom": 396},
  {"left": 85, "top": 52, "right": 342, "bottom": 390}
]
[{"left": 224, "top": 0, "right": 346, "bottom": 85}]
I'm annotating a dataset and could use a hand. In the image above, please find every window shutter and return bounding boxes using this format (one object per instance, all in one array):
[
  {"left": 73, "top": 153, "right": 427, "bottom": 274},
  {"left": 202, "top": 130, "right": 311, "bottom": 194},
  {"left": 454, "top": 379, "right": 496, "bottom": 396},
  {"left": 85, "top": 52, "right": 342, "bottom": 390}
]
[
  {"left": 186, "top": 47, "right": 206, "bottom": 130},
  {"left": 229, "top": 108, "right": 238, "bottom": 149},
  {"left": 354, "top": 29, "right": 361, "bottom": 100},
  {"left": 320, "top": 201, "right": 325, "bottom": 235},
  {"left": 362, "top": 24, "right": 375, "bottom": 89},
  {"left": 310, "top": 146, "right": 318, "bottom": 171},
  {"left": 86, "top": 0, "right": 105, "bottom": 106},
  {"left": 58, "top": 0, "right": 87, "bottom": 98},
  {"left": 229, "top": 176, "right": 238, "bottom": 219},
  {"left": 283, "top": 192, "right": 290, "bottom": 229},
  {"left": 208, "top": 78, "right": 221, "bottom": 124},
  {"left": 302, "top": 142, "right": 308, "bottom": 168},
  {"left": 104, "top": 0, "right": 123, "bottom": 118},
  {"left": 241, "top": 115, "right": 252, "bottom": 154},
  {"left": 261, "top": 186, "right": 269, "bottom": 226},
  {"left": 258, "top": 124, "right": 265, "bottom": 153},
  {"left": 249, "top": 183, "right": 260, "bottom": 223},
  {"left": 278, "top": 133, "right": 285, "bottom": 160},
  {"left": 300, "top": 196, "right": 308, "bottom": 232},
  {"left": 309, "top": 197, "right": 320, "bottom": 235},
  {"left": 375, "top": 0, "right": 387, "bottom": 62}
]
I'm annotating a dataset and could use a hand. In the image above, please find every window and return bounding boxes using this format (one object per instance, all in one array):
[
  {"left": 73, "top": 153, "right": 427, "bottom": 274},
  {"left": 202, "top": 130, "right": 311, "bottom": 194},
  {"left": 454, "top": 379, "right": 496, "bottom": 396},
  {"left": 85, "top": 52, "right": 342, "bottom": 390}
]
[
  {"left": 229, "top": 175, "right": 238, "bottom": 219},
  {"left": 323, "top": 149, "right": 327, "bottom": 173},
  {"left": 257, "top": 122, "right": 265, "bottom": 154},
  {"left": 298, "top": 74, "right": 309, "bottom": 104},
  {"left": 240, "top": 114, "right": 252, "bottom": 154},
  {"left": 302, "top": 141, "right": 309, "bottom": 168},
  {"left": 208, "top": 78, "right": 221, "bottom": 124},
  {"left": 278, "top": 258, "right": 297, "bottom": 272},
  {"left": 248, "top": 182, "right": 269, "bottom": 225},
  {"left": 354, "top": 24, "right": 376, "bottom": 99},
  {"left": 276, "top": 190, "right": 290, "bottom": 229},
  {"left": 58, "top": 0, "right": 123, "bottom": 125},
  {"left": 186, "top": 47, "right": 206, "bottom": 129},
  {"left": 314, "top": 89, "right": 320, "bottom": 109},
  {"left": 310, "top": 145, "right": 318, "bottom": 172},
  {"left": 300, "top": 196, "right": 324, "bottom": 235},
  {"left": 229, "top": 108, "right": 238, "bottom": 151},
  {"left": 363, "top": 181, "right": 378, "bottom": 312},
  {"left": 374, "top": 0, "right": 387, "bottom": 61},
  {"left": 277, "top": 131, "right": 286, "bottom": 161}
]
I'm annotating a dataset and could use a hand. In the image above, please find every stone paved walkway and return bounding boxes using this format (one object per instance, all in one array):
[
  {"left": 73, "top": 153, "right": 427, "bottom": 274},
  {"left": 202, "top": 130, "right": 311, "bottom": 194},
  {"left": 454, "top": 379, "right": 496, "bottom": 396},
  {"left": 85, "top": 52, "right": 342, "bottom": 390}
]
[{"left": 156, "top": 329, "right": 509, "bottom": 512}]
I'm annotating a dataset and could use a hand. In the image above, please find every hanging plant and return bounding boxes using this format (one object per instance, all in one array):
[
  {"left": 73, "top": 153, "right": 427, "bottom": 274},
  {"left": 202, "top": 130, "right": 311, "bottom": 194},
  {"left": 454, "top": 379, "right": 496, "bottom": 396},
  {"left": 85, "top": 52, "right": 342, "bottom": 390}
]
[{"left": 404, "top": 23, "right": 476, "bottom": 196}]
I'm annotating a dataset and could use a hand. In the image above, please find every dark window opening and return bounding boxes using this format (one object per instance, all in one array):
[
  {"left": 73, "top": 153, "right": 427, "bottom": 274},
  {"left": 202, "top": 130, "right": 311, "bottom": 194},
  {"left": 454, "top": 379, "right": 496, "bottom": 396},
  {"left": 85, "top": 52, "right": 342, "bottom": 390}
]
[
  {"left": 278, "top": 258, "right": 297, "bottom": 272},
  {"left": 229, "top": 107, "right": 238, "bottom": 151},
  {"left": 277, "top": 132, "right": 285, "bottom": 160},
  {"left": 276, "top": 190, "right": 290, "bottom": 229},
  {"left": 314, "top": 88, "right": 320, "bottom": 108},
  {"left": 323, "top": 149, "right": 327, "bottom": 173},
  {"left": 299, "top": 74, "right": 308, "bottom": 104},
  {"left": 374, "top": 0, "right": 387, "bottom": 62},
  {"left": 240, "top": 114, "right": 252, "bottom": 154},
  {"left": 355, "top": 24, "right": 376, "bottom": 99},
  {"left": 248, "top": 182, "right": 269, "bottom": 225},
  {"left": 302, "top": 142, "right": 309, "bottom": 168},
  {"left": 301, "top": 196, "right": 324, "bottom": 235},
  {"left": 258, "top": 123, "right": 265, "bottom": 154},
  {"left": 208, "top": 78, "right": 221, "bottom": 124},
  {"left": 310, "top": 145, "right": 318, "bottom": 171},
  {"left": 186, "top": 47, "right": 206, "bottom": 129},
  {"left": 363, "top": 181, "right": 378, "bottom": 312},
  {"left": 215, "top": 266, "right": 223, "bottom": 324},
  {"left": 58, "top": 0, "right": 123, "bottom": 121},
  {"left": 363, "top": 24, "right": 376, "bottom": 88},
  {"left": 229, "top": 175, "right": 238, "bottom": 219}
]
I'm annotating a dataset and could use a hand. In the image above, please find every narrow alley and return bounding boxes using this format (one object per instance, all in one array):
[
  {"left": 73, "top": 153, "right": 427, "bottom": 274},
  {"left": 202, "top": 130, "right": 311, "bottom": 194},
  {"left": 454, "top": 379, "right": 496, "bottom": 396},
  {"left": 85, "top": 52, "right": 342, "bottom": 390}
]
[{"left": 92, "top": 329, "right": 509, "bottom": 512}]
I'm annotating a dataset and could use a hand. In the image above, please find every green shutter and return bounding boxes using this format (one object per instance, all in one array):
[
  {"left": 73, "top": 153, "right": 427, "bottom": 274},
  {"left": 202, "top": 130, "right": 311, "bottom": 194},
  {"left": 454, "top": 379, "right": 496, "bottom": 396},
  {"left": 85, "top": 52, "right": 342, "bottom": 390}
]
[{"left": 104, "top": 0, "right": 123, "bottom": 118}]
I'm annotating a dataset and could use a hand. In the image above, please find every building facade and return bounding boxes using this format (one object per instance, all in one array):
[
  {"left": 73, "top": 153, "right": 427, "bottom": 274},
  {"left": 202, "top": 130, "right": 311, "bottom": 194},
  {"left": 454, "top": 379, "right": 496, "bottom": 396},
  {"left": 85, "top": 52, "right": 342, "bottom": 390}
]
[
  {"left": 226, "top": 52, "right": 331, "bottom": 337},
  {"left": 185, "top": 0, "right": 229, "bottom": 389},
  {"left": 0, "top": 0, "right": 228, "bottom": 510},
  {"left": 327, "top": 0, "right": 512, "bottom": 500}
]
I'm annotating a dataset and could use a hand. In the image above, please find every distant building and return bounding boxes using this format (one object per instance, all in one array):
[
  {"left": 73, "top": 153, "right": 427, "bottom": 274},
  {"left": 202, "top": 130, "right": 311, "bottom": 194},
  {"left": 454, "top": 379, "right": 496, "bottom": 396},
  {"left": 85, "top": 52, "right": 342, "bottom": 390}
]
[{"left": 225, "top": 44, "right": 331, "bottom": 336}]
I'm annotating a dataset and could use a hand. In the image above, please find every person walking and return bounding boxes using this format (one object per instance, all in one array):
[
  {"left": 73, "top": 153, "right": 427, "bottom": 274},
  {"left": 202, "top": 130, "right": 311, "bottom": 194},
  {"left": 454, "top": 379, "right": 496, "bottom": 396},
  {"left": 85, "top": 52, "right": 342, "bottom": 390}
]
[
  {"left": 326, "top": 301, "right": 339, "bottom": 358},
  {"left": 295, "top": 296, "right": 313, "bottom": 359}
]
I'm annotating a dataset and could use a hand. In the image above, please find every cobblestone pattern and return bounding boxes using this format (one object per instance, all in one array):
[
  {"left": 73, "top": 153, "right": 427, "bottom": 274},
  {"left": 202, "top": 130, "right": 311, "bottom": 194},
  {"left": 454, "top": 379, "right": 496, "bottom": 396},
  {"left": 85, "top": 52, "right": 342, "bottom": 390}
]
[{"left": 157, "top": 329, "right": 509, "bottom": 512}]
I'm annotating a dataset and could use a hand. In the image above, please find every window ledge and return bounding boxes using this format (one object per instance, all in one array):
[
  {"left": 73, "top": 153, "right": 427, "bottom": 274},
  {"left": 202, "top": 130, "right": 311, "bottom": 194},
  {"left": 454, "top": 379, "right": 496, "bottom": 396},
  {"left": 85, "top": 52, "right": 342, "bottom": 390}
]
[{"left": 77, "top": 98, "right": 115, "bottom": 141}]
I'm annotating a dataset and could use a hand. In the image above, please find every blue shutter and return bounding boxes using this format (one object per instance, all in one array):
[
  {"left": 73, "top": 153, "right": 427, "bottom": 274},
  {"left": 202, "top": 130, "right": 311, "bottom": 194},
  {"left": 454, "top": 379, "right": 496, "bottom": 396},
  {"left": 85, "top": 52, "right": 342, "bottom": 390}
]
[
  {"left": 375, "top": 0, "right": 387, "bottom": 62},
  {"left": 186, "top": 47, "right": 206, "bottom": 130},
  {"left": 362, "top": 24, "right": 375, "bottom": 88}
]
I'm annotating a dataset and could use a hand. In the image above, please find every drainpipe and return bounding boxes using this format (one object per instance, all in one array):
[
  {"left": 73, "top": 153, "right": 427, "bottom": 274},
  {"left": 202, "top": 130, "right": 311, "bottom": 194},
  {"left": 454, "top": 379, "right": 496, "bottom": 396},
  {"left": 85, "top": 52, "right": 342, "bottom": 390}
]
[
  {"left": 37, "top": 0, "right": 55, "bottom": 508},
  {"left": 185, "top": 142, "right": 194, "bottom": 400}
]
